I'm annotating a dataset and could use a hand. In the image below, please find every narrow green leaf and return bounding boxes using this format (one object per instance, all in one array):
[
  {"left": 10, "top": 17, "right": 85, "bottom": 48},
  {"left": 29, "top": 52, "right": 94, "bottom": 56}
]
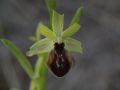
[
  {"left": 64, "top": 37, "right": 83, "bottom": 53},
  {"left": 70, "top": 7, "right": 83, "bottom": 25},
  {"left": 27, "top": 38, "right": 54, "bottom": 56},
  {"left": 62, "top": 23, "right": 80, "bottom": 38},
  {"left": 0, "top": 39, "right": 33, "bottom": 79},
  {"left": 37, "top": 23, "right": 56, "bottom": 41},
  {"left": 52, "top": 11, "right": 64, "bottom": 37}
]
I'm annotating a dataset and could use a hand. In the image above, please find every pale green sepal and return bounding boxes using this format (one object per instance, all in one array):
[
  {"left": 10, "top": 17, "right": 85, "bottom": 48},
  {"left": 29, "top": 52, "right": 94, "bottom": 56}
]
[
  {"left": 37, "top": 23, "right": 56, "bottom": 41},
  {"left": 62, "top": 23, "right": 80, "bottom": 38},
  {"left": 64, "top": 37, "right": 83, "bottom": 53},
  {"left": 27, "top": 38, "right": 54, "bottom": 56},
  {"left": 52, "top": 10, "right": 64, "bottom": 37}
]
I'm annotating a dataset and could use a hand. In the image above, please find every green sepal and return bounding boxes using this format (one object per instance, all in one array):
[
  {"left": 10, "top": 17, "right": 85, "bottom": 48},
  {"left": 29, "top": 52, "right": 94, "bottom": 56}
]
[
  {"left": 62, "top": 23, "right": 80, "bottom": 38},
  {"left": 36, "top": 23, "right": 57, "bottom": 41},
  {"left": 64, "top": 37, "right": 83, "bottom": 53},
  {"left": 52, "top": 10, "right": 64, "bottom": 37},
  {"left": 27, "top": 38, "right": 54, "bottom": 56}
]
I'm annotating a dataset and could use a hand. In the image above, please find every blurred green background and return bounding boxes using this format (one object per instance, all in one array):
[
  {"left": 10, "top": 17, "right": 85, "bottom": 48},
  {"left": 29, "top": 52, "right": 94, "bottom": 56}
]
[{"left": 0, "top": 0, "right": 120, "bottom": 90}]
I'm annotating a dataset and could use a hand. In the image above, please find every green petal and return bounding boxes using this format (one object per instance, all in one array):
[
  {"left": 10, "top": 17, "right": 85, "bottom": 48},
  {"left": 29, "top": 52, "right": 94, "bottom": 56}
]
[
  {"left": 36, "top": 23, "right": 56, "bottom": 41},
  {"left": 70, "top": 7, "right": 83, "bottom": 25},
  {"left": 52, "top": 10, "right": 64, "bottom": 37},
  {"left": 62, "top": 23, "right": 80, "bottom": 38},
  {"left": 27, "top": 38, "right": 54, "bottom": 56},
  {"left": 64, "top": 37, "right": 83, "bottom": 53},
  {"left": 1, "top": 39, "right": 33, "bottom": 79}
]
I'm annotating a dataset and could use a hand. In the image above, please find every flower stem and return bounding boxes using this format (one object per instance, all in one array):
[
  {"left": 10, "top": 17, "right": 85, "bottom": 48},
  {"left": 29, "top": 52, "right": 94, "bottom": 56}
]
[{"left": 29, "top": 55, "right": 48, "bottom": 90}]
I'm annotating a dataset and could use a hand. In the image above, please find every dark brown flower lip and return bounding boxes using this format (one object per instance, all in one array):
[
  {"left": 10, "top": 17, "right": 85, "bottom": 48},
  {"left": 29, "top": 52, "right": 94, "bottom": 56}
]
[{"left": 47, "top": 42, "right": 74, "bottom": 77}]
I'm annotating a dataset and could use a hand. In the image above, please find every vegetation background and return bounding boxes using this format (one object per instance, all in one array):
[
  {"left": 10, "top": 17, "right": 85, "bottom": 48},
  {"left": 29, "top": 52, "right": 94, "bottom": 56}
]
[{"left": 0, "top": 0, "right": 120, "bottom": 90}]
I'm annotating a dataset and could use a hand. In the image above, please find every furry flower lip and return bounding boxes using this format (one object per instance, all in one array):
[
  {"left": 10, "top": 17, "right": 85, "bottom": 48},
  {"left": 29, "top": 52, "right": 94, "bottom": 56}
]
[{"left": 47, "top": 42, "right": 74, "bottom": 77}]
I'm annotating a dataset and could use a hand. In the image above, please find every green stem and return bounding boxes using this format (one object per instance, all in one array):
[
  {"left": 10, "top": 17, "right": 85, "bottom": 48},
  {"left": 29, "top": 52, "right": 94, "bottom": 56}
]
[
  {"left": 36, "top": 55, "right": 48, "bottom": 90},
  {"left": 29, "top": 80, "right": 37, "bottom": 90},
  {"left": 38, "top": 66, "right": 48, "bottom": 90},
  {"left": 29, "top": 55, "right": 48, "bottom": 90}
]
